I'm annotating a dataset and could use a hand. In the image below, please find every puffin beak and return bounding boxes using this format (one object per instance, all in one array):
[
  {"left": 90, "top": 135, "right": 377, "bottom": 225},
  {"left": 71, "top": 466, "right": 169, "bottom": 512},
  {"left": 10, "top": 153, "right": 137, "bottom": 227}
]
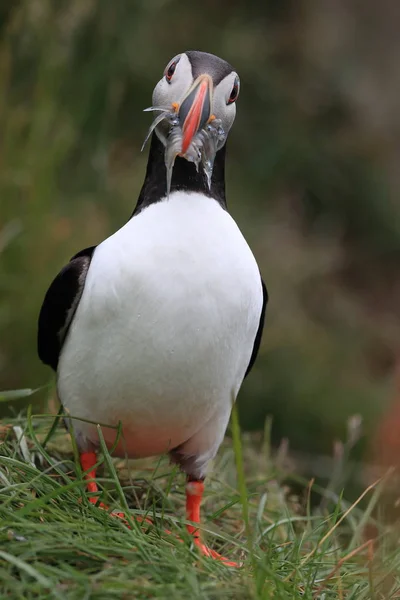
[{"left": 179, "top": 75, "right": 213, "bottom": 155}]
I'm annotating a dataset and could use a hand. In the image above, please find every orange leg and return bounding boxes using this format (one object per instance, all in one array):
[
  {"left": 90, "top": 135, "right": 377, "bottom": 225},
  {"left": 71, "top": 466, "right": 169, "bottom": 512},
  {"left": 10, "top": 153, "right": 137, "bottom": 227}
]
[
  {"left": 80, "top": 453, "right": 238, "bottom": 565},
  {"left": 80, "top": 451, "right": 151, "bottom": 525},
  {"left": 186, "top": 479, "right": 239, "bottom": 567},
  {"left": 80, "top": 451, "right": 103, "bottom": 504}
]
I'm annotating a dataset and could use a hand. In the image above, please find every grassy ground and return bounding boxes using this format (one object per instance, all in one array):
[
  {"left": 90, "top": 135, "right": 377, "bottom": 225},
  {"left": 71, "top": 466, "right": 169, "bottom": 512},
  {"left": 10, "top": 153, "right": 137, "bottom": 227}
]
[{"left": 0, "top": 408, "right": 399, "bottom": 599}]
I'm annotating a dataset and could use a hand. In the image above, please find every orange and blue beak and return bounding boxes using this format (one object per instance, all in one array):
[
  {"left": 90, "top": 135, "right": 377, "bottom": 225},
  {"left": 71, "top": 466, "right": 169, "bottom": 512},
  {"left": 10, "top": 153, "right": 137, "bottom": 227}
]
[{"left": 178, "top": 75, "right": 213, "bottom": 155}]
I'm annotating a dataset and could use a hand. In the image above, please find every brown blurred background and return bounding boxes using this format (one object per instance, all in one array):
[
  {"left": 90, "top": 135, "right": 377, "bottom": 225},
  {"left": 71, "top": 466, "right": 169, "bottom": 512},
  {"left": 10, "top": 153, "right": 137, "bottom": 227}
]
[{"left": 1, "top": 0, "right": 400, "bottom": 488}]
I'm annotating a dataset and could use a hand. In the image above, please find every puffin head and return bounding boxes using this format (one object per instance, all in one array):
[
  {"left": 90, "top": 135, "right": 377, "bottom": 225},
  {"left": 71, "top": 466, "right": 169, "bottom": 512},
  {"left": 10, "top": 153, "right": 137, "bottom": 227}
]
[{"left": 142, "top": 51, "right": 239, "bottom": 194}]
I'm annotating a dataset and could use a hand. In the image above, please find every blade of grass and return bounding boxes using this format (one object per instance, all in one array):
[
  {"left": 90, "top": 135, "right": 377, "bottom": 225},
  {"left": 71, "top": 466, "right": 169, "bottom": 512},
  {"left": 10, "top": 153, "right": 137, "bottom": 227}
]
[
  {"left": 42, "top": 405, "right": 65, "bottom": 449},
  {"left": 0, "top": 387, "right": 43, "bottom": 402},
  {"left": 26, "top": 404, "right": 72, "bottom": 485},
  {"left": 284, "top": 473, "right": 388, "bottom": 582},
  {"left": 230, "top": 399, "right": 256, "bottom": 569},
  {"left": 96, "top": 424, "right": 136, "bottom": 528},
  {"left": 0, "top": 550, "right": 63, "bottom": 599},
  {"left": 348, "top": 474, "right": 388, "bottom": 551}
]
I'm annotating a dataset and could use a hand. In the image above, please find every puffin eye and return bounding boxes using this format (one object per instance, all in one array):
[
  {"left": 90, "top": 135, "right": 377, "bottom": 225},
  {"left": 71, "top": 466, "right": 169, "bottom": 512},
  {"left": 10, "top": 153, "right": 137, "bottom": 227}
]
[
  {"left": 227, "top": 76, "right": 240, "bottom": 104},
  {"left": 165, "top": 57, "right": 180, "bottom": 83}
]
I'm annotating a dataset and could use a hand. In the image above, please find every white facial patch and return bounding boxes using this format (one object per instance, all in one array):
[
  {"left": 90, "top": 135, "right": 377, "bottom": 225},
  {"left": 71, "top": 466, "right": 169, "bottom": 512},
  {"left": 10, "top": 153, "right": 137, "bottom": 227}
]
[
  {"left": 152, "top": 54, "right": 193, "bottom": 109},
  {"left": 212, "top": 72, "right": 238, "bottom": 135}
]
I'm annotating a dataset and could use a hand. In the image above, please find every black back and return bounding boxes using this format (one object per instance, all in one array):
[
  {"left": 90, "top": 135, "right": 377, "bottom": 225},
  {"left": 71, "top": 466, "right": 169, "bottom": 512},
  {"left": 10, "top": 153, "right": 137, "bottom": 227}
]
[
  {"left": 244, "top": 280, "right": 268, "bottom": 378},
  {"left": 37, "top": 246, "right": 96, "bottom": 370}
]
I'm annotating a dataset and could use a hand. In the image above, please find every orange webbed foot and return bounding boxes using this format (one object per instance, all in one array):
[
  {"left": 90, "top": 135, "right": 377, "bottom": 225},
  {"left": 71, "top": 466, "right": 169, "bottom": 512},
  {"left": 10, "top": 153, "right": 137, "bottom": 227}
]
[
  {"left": 81, "top": 452, "right": 153, "bottom": 527},
  {"left": 80, "top": 452, "right": 238, "bottom": 565},
  {"left": 186, "top": 478, "right": 240, "bottom": 567},
  {"left": 193, "top": 537, "right": 240, "bottom": 567}
]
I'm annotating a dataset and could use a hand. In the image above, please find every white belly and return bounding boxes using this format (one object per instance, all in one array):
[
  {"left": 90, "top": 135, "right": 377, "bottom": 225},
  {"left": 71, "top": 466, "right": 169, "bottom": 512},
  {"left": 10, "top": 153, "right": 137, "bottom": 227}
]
[{"left": 58, "top": 191, "right": 263, "bottom": 461}]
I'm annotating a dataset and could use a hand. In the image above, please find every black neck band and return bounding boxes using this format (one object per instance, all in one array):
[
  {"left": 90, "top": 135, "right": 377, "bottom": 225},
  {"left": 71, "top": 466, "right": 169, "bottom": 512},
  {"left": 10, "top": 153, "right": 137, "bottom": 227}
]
[{"left": 133, "top": 133, "right": 227, "bottom": 216}]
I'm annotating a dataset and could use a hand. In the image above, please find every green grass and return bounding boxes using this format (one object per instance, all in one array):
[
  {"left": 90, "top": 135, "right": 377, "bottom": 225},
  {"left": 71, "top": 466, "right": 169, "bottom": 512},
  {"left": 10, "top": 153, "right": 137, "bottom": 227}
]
[{"left": 0, "top": 410, "right": 399, "bottom": 599}]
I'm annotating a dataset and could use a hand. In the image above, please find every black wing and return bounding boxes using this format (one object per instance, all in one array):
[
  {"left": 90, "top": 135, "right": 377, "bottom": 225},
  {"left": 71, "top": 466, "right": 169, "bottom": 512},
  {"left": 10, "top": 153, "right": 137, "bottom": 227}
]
[
  {"left": 37, "top": 246, "right": 96, "bottom": 371},
  {"left": 244, "top": 278, "right": 268, "bottom": 378}
]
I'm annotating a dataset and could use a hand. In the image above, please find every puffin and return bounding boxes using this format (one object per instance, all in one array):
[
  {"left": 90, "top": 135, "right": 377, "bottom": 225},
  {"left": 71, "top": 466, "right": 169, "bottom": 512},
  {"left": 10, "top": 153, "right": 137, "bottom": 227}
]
[{"left": 37, "top": 50, "right": 267, "bottom": 566}]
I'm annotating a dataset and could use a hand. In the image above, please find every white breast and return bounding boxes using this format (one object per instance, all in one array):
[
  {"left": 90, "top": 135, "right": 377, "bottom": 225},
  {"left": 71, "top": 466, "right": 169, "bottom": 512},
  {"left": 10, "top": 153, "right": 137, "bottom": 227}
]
[{"left": 58, "top": 191, "right": 263, "bottom": 469}]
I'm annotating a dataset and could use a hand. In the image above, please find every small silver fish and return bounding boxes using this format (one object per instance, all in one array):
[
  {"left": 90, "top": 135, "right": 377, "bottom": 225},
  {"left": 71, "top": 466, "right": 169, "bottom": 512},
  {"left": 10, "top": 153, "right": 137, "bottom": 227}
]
[{"left": 142, "top": 106, "right": 226, "bottom": 196}]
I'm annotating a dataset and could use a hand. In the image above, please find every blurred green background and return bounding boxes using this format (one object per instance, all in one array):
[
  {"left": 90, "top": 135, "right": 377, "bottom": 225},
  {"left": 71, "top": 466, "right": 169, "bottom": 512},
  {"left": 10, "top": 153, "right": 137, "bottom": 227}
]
[{"left": 1, "top": 0, "right": 399, "bottom": 474}]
